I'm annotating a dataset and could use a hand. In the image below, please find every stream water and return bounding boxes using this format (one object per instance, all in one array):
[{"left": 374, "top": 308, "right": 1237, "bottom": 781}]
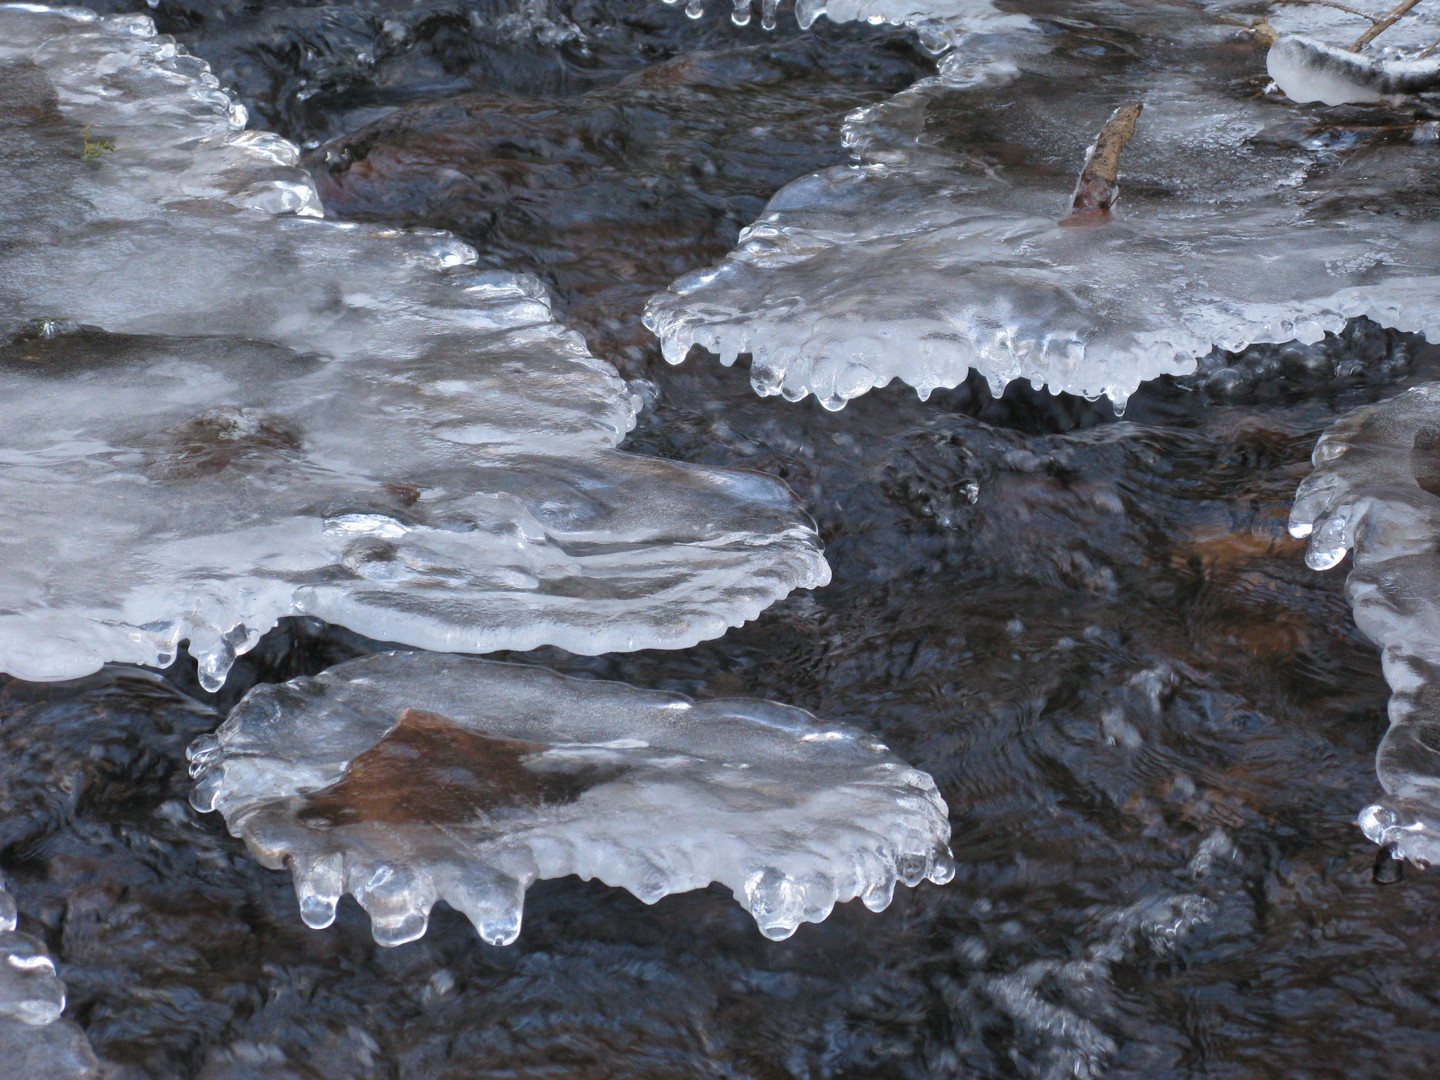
[{"left": 5, "top": 0, "right": 1440, "bottom": 1076}]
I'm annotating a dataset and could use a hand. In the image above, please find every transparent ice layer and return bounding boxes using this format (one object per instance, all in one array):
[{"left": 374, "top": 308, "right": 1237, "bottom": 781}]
[
  {"left": 0, "top": 4, "right": 828, "bottom": 690},
  {"left": 0, "top": 875, "right": 102, "bottom": 1079},
  {"left": 1290, "top": 385, "right": 1440, "bottom": 867},
  {"left": 644, "top": 4, "right": 1440, "bottom": 411},
  {"left": 189, "top": 651, "right": 954, "bottom": 945}
]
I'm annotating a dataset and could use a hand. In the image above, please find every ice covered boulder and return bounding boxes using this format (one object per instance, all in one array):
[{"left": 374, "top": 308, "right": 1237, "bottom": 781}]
[
  {"left": 0, "top": 4, "right": 828, "bottom": 690},
  {"left": 188, "top": 651, "right": 954, "bottom": 945},
  {"left": 1290, "top": 385, "right": 1440, "bottom": 867},
  {"left": 0, "top": 875, "right": 102, "bottom": 1079},
  {"left": 644, "top": 4, "right": 1440, "bottom": 411}
]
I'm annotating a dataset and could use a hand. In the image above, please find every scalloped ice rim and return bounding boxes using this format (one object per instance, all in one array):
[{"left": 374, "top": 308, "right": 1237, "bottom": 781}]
[{"left": 648, "top": 252, "right": 1440, "bottom": 414}]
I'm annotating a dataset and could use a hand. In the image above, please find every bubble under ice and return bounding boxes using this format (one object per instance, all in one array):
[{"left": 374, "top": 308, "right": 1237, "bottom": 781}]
[
  {"left": 188, "top": 651, "right": 955, "bottom": 945},
  {"left": 0, "top": 4, "right": 829, "bottom": 691},
  {"left": 0, "top": 874, "right": 101, "bottom": 1079},
  {"left": 1290, "top": 385, "right": 1440, "bottom": 867},
  {"left": 643, "top": 4, "right": 1440, "bottom": 411}
]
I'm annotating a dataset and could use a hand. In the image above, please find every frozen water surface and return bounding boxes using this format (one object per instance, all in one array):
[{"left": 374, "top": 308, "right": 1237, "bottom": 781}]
[
  {"left": 0, "top": 4, "right": 828, "bottom": 690},
  {"left": 645, "top": 2, "right": 1440, "bottom": 410},
  {"left": 1290, "top": 384, "right": 1440, "bottom": 867},
  {"left": 0, "top": 875, "right": 101, "bottom": 1079},
  {"left": 188, "top": 650, "right": 954, "bottom": 945}
]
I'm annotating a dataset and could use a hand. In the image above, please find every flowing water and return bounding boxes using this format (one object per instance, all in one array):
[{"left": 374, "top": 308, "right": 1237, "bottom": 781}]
[{"left": 6, "top": 0, "right": 1440, "bottom": 1076}]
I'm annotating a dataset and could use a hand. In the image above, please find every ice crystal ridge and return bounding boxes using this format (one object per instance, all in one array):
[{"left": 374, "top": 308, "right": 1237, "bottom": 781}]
[
  {"left": 188, "top": 651, "right": 955, "bottom": 945},
  {"left": 1291, "top": 385, "right": 1440, "bottom": 867},
  {"left": 0, "top": 4, "right": 828, "bottom": 691},
  {"left": 0, "top": 874, "right": 100, "bottom": 1078},
  {"left": 644, "top": 4, "right": 1440, "bottom": 411}
]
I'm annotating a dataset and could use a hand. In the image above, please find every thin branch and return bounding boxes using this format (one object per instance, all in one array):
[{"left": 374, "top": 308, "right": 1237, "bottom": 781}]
[
  {"left": 1276, "top": 0, "right": 1382, "bottom": 22},
  {"left": 1352, "top": 0, "right": 1427, "bottom": 49},
  {"left": 1416, "top": 27, "right": 1440, "bottom": 53}
]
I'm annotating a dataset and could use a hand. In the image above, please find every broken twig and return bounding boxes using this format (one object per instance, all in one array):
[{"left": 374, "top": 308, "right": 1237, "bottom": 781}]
[{"left": 1064, "top": 102, "right": 1143, "bottom": 225}]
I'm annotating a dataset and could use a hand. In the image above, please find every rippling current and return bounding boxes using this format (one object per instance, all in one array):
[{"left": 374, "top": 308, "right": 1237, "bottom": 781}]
[{"left": 6, "top": 0, "right": 1440, "bottom": 1076}]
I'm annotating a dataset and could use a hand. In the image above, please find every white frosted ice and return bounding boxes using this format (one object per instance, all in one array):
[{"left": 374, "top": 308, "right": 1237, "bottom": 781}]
[
  {"left": 0, "top": 875, "right": 102, "bottom": 1079},
  {"left": 1290, "top": 385, "right": 1440, "bottom": 867},
  {"left": 1262, "top": 0, "right": 1440, "bottom": 106},
  {"left": 0, "top": 4, "right": 829, "bottom": 691},
  {"left": 645, "top": 6, "right": 1440, "bottom": 411},
  {"left": 188, "top": 651, "right": 954, "bottom": 945},
  {"left": 1268, "top": 35, "right": 1440, "bottom": 106}
]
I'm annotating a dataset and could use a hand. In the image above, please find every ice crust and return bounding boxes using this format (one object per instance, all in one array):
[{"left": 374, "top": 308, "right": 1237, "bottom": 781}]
[
  {"left": 0, "top": 4, "right": 829, "bottom": 690},
  {"left": 0, "top": 875, "right": 101, "bottom": 1079},
  {"left": 188, "top": 651, "right": 955, "bottom": 945},
  {"left": 644, "top": 5, "right": 1440, "bottom": 411},
  {"left": 1290, "top": 385, "right": 1440, "bottom": 867}
]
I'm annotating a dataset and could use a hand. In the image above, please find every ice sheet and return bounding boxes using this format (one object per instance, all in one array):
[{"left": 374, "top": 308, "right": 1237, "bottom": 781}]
[
  {"left": 645, "top": 4, "right": 1440, "bottom": 411},
  {"left": 0, "top": 4, "right": 829, "bottom": 690},
  {"left": 189, "top": 651, "right": 954, "bottom": 944}
]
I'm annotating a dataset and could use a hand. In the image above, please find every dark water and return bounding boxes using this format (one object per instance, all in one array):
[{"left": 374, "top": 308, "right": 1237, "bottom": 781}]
[{"left": 8, "top": 0, "right": 1440, "bottom": 1076}]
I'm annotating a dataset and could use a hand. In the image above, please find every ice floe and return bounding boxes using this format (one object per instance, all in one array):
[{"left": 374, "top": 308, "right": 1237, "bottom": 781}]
[
  {"left": 188, "top": 651, "right": 954, "bottom": 945},
  {"left": 0, "top": 4, "right": 828, "bottom": 690},
  {"left": 1290, "top": 384, "right": 1440, "bottom": 867},
  {"left": 644, "top": 3, "right": 1440, "bottom": 411}
]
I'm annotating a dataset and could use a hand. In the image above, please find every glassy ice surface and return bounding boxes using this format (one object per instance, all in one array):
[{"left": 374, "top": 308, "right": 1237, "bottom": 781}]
[
  {"left": 0, "top": 4, "right": 829, "bottom": 691},
  {"left": 644, "top": 3, "right": 1440, "bottom": 411},
  {"left": 189, "top": 651, "right": 954, "bottom": 945},
  {"left": 1290, "top": 384, "right": 1440, "bottom": 867},
  {"left": 0, "top": 876, "right": 101, "bottom": 1079}
]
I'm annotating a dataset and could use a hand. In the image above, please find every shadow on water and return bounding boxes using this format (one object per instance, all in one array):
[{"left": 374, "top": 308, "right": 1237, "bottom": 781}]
[{"left": 7, "top": 0, "right": 1440, "bottom": 1077}]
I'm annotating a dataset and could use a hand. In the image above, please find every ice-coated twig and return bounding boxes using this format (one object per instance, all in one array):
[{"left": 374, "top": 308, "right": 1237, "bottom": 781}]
[
  {"left": 189, "top": 652, "right": 955, "bottom": 946},
  {"left": 1065, "top": 102, "right": 1143, "bottom": 224}
]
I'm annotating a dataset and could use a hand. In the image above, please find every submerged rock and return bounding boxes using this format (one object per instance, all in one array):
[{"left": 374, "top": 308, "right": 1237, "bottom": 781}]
[
  {"left": 188, "top": 651, "right": 954, "bottom": 945},
  {"left": 644, "top": 4, "right": 1440, "bottom": 411},
  {"left": 0, "top": 4, "right": 828, "bottom": 691},
  {"left": 1291, "top": 384, "right": 1440, "bottom": 867}
]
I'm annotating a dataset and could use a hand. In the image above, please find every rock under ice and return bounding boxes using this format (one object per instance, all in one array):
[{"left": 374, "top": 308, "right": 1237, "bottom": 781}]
[
  {"left": 0, "top": 874, "right": 101, "bottom": 1079},
  {"left": 0, "top": 4, "right": 828, "bottom": 691},
  {"left": 188, "top": 651, "right": 954, "bottom": 945},
  {"left": 1290, "top": 385, "right": 1440, "bottom": 867},
  {"left": 644, "top": 3, "right": 1440, "bottom": 411}
]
